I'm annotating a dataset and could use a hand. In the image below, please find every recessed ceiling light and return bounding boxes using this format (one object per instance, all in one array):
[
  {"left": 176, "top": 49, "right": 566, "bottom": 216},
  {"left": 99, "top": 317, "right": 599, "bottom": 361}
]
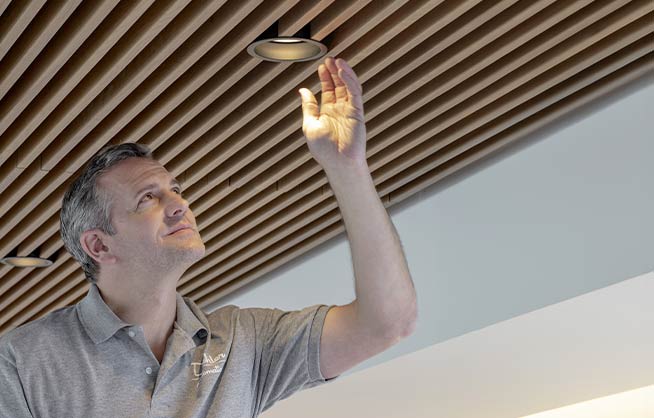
[
  {"left": 247, "top": 22, "right": 328, "bottom": 62},
  {"left": 1, "top": 247, "right": 57, "bottom": 268},
  {"left": 1, "top": 256, "right": 53, "bottom": 268}
]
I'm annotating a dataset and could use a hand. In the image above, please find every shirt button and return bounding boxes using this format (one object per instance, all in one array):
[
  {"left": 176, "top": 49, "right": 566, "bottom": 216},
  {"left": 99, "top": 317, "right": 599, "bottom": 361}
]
[
  {"left": 145, "top": 367, "right": 153, "bottom": 375},
  {"left": 128, "top": 330, "right": 135, "bottom": 338}
]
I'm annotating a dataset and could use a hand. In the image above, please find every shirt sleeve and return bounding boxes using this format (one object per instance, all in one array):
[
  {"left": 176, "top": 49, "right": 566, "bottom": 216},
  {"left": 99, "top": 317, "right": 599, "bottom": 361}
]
[
  {"left": 245, "top": 304, "right": 341, "bottom": 414},
  {"left": 0, "top": 342, "right": 35, "bottom": 418}
]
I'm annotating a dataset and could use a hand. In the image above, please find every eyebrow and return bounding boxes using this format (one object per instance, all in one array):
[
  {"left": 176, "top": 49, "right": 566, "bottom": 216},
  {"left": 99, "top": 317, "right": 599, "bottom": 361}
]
[{"left": 133, "top": 178, "right": 181, "bottom": 200}]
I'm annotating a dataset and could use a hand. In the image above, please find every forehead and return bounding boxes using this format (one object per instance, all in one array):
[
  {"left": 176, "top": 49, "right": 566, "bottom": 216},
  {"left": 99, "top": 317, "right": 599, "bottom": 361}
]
[{"left": 99, "top": 157, "right": 173, "bottom": 192}]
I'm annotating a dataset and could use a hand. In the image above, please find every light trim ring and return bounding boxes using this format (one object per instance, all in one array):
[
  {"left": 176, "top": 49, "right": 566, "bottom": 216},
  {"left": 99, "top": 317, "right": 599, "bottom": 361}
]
[
  {"left": 247, "top": 36, "right": 328, "bottom": 62},
  {"left": 1, "top": 256, "right": 54, "bottom": 268}
]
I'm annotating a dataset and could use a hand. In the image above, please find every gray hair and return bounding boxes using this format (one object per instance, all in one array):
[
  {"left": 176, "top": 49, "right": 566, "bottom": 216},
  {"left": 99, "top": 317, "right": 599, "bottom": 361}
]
[{"left": 60, "top": 143, "right": 153, "bottom": 284}]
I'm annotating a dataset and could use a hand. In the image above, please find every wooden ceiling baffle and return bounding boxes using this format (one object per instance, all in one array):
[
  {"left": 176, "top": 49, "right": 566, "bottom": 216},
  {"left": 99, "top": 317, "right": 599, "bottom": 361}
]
[{"left": 0, "top": 0, "right": 651, "bottom": 335}]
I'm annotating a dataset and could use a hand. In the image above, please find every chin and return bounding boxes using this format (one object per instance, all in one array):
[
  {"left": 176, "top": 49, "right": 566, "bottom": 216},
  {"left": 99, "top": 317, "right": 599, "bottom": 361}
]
[
  {"left": 193, "top": 246, "right": 206, "bottom": 260},
  {"left": 161, "top": 245, "right": 205, "bottom": 268},
  {"left": 184, "top": 245, "right": 206, "bottom": 263}
]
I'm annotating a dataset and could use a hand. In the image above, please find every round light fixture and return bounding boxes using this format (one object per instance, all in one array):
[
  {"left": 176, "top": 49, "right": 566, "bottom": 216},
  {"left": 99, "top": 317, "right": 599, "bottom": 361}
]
[
  {"left": 247, "top": 22, "right": 328, "bottom": 62},
  {"left": 1, "top": 256, "right": 53, "bottom": 268},
  {"left": 247, "top": 37, "right": 327, "bottom": 62},
  {"left": 1, "top": 247, "right": 57, "bottom": 268}
]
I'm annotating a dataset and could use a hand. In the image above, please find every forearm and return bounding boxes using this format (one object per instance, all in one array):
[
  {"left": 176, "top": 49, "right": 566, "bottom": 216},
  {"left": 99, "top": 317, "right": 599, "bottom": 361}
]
[{"left": 324, "top": 161, "right": 417, "bottom": 338}]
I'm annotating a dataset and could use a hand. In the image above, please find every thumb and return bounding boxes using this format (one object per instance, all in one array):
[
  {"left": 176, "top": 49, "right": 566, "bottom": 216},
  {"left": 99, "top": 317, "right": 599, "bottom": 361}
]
[{"left": 299, "top": 88, "right": 319, "bottom": 121}]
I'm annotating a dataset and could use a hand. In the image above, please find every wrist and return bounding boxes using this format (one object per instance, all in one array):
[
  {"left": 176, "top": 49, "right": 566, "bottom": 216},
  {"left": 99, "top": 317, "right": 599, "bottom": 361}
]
[{"left": 323, "top": 160, "right": 373, "bottom": 188}]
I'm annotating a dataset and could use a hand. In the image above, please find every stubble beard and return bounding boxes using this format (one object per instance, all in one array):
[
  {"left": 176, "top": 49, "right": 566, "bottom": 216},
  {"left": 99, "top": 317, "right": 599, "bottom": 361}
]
[
  {"left": 158, "top": 237, "right": 206, "bottom": 272},
  {"left": 125, "top": 235, "right": 205, "bottom": 280}
]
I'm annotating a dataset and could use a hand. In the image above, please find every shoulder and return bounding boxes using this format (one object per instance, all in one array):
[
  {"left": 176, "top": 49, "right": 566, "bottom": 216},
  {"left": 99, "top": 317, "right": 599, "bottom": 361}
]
[
  {"left": 205, "top": 304, "right": 329, "bottom": 322},
  {"left": 203, "top": 304, "right": 261, "bottom": 330},
  {"left": 206, "top": 303, "right": 330, "bottom": 334},
  {"left": 201, "top": 304, "right": 285, "bottom": 339},
  {"left": 0, "top": 305, "right": 79, "bottom": 362}
]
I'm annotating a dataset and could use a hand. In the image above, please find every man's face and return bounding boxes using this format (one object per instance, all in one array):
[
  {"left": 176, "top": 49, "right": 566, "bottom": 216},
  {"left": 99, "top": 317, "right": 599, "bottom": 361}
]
[{"left": 97, "top": 157, "right": 205, "bottom": 278}]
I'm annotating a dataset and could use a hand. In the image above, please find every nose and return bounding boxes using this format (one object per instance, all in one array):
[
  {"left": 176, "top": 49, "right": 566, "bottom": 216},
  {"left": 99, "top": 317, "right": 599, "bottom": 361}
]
[{"left": 165, "top": 192, "right": 189, "bottom": 219}]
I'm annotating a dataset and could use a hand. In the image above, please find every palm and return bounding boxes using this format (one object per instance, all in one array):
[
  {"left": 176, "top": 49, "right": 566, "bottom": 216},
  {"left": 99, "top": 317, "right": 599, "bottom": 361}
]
[
  {"left": 299, "top": 58, "right": 367, "bottom": 171},
  {"left": 304, "top": 99, "right": 366, "bottom": 162}
]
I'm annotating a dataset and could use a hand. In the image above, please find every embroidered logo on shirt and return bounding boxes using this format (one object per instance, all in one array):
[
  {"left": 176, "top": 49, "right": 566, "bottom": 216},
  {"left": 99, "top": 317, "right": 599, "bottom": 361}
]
[{"left": 191, "top": 353, "right": 226, "bottom": 387}]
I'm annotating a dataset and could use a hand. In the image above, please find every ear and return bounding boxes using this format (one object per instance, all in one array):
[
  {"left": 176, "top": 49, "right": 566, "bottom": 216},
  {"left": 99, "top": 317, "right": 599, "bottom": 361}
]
[{"left": 79, "top": 229, "right": 117, "bottom": 265}]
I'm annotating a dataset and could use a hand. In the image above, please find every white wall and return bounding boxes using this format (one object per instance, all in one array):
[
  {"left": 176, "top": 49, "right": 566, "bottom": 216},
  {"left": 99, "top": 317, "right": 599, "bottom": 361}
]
[
  {"left": 209, "top": 73, "right": 654, "bottom": 379},
  {"left": 262, "top": 270, "right": 654, "bottom": 418}
]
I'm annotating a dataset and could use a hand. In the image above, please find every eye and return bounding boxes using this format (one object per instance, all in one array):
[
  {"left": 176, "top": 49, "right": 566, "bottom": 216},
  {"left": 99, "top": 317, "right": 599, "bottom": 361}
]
[
  {"left": 140, "top": 192, "right": 154, "bottom": 203},
  {"left": 173, "top": 187, "right": 182, "bottom": 195}
]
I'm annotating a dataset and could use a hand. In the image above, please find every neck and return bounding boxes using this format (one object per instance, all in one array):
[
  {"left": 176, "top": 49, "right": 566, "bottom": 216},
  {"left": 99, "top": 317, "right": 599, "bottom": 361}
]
[{"left": 96, "top": 274, "right": 179, "bottom": 363}]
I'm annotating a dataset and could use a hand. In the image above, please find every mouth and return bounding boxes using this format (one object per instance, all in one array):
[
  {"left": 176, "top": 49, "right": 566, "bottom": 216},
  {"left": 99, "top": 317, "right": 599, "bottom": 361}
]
[
  {"left": 171, "top": 228, "right": 193, "bottom": 234},
  {"left": 167, "top": 226, "right": 194, "bottom": 235}
]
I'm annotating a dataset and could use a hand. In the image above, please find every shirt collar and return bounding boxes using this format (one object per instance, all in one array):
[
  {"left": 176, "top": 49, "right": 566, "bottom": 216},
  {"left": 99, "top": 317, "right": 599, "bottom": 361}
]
[
  {"left": 77, "top": 283, "right": 130, "bottom": 344},
  {"left": 77, "top": 283, "right": 209, "bottom": 345},
  {"left": 174, "top": 292, "right": 210, "bottom": 345}
]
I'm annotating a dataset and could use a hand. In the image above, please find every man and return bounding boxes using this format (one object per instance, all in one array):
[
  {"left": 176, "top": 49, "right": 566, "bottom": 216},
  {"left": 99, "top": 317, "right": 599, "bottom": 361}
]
[{"left": 0, "top": 57, "right": 417, "bottom": 417}]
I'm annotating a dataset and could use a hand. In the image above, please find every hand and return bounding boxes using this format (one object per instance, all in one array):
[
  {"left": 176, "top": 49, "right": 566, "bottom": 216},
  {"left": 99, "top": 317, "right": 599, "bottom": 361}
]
[{"left": 299, "top": 57, "right": 367, "bottom": 173}]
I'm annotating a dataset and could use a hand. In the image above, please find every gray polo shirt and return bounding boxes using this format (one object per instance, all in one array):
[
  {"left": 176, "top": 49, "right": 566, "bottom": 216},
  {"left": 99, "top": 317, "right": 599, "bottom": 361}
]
[{"left": 0, "top": 284, "right": 338, "bottom": 417}]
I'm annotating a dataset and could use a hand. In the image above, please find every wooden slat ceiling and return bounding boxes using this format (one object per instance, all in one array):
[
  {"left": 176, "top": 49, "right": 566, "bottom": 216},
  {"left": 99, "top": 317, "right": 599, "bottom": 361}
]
[{"left": 0, "top": 0, "right": 652, "bottom": 336}]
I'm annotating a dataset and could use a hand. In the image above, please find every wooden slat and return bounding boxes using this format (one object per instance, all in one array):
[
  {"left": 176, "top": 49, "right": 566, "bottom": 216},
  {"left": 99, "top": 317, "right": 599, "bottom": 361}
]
[
  {"left": 0, "top": 0, "right": 156, "bottom": 177},
  {"left": 16, "top": 214, "right": 60, "bottom": 257},
  {"left": 10, "top": 0, "right": 195, "bottom": 174},
  {"left": 0, "top": 218, "right": 62, "bottom": 307},
  {"left": 42, "top": 0, "right": 240, "bottom": 172},
  {"left": 227, "top": 0, "right": 588, "bottom": 192},
  {"left": 13, "top": 29, "right": 652, "bottom": 322},
  {"left": 0, "top": 0, "right": 462, "bottom": 316},
  {"left": 278, "top": 0, "right": 336, "bottom": 36},
  {"left": 154, "top": 0, "right": 390, "bottom": 175},
  {"left": 0, "top": 250, "right": 69, "bottom": 315},
  {"left": 188, "top": 0, "right": 498, "bottom": 207},
  {"left": 0, "top": 0, "right": 46, "bottom": 63},
  {"left": 195, "top": 51, "right": 654, "bottom": 307},
  {"left": 0, "top": 0, "right": 651, "bottom": 335},
  {"left": 0, "top": 0, "right": 420, "bottom": 286},
  {"left": 387, "top": 54, "right": 654, "bottom": 206},
  {"left": 0, "top": 0, "right": 12, "bottom": 19},
  {"left": 0, "top": 3, "right": 410, "bottom": 314},
  {"left": 187, "top": 0, "right": 610, "bottom": 235},
  {"left": 0, "top": 1, "right": 118, "bottom": 139},
  {"left": 0, "top": 0, "right": 82, "bottom": 101},
  {"left": 117, "top": 0, "right": 322, "bottom": 158},
  {"left": 277, "top": 0, "right": 640, "bottom": 193},
  {"left": 0, "top": 1, "right": 191, "bottom": 242},
  {"left": 182, "top": 24, "right": 654, "bottom": 297},
  {"left": 3, "top": 2, "right": 652, "bottom": 306}
]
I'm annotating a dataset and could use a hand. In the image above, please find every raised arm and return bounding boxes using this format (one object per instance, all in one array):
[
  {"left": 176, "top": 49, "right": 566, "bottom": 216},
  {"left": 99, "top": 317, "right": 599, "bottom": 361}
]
[{"left": 298, "top": 57, "right": 418, "bottom": 379}]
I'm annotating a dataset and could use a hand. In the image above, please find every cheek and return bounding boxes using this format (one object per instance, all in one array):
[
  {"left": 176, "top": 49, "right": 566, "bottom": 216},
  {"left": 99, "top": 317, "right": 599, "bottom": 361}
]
[
  {"left": 119, "top": 219, "right": 161, "bottom": 244},
  {"left": 186, "top": 210, "right": 197, "bottom": 224},
  {"left": 141, "top": 221, "right": 163, "bottom": 241}
]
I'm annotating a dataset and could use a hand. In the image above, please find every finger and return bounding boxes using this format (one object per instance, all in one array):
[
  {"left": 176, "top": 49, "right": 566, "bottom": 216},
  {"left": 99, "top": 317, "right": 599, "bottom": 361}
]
[
  {"left": 325, "top": 57, "right": 348, "bottom": 102},
  {"left": 298, "top": 88, "right": 319, "bottom": 121},
  {"left": 318, "top": 64, "right": 335, "bottom": 106},
  {"left": 335, "top": 59, "right": 364, "bottom": 113},
  {"left": 335, "top": 58, "right": 362, "bottom": 96}
]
